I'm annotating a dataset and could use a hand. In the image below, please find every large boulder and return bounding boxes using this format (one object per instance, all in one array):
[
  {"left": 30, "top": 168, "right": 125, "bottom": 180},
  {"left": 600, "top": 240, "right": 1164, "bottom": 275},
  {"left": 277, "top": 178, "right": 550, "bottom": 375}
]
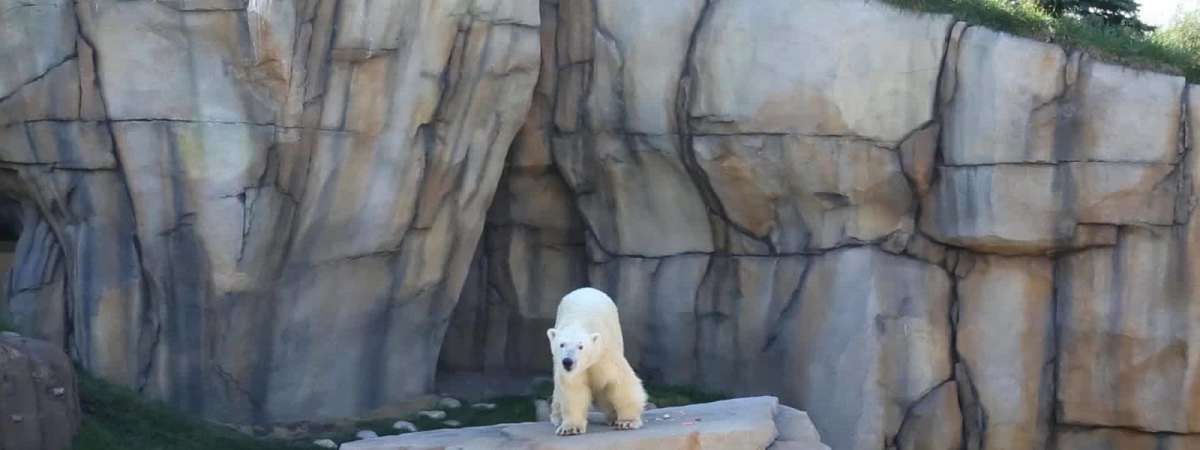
[
  {"left": 340, "top": 397, "right": 828, "bottom": 450},
  {"left": 921, "top": 27, "right": 1186, "bottom": 254},
  {"left": 0, "top": 333, "right": 81, "bottom": 450}
]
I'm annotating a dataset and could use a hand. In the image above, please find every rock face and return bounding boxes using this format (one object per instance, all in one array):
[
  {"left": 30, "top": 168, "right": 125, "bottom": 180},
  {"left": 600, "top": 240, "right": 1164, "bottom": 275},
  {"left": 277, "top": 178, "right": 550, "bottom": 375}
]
[
  {"left": 341, "top": 397, "right": 829, "bottom": 450},
  {"left": 445, "top": 3, "right": 1200, "bottom": 450},
  {"left": 2, "top": 0, "right": 539, "bottom": 424},
  {"left": 6, "top": 0, "right": 1200, "bottom": 449},
  {"left": 0, "top": 333, "right": 82, "bottom": 450}
]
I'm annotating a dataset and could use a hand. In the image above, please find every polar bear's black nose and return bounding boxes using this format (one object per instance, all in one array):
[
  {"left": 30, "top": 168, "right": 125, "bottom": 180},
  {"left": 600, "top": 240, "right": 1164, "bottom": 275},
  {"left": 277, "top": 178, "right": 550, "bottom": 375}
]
[{"left": 562, "top": 358, "right": 575, "bottom": 371}]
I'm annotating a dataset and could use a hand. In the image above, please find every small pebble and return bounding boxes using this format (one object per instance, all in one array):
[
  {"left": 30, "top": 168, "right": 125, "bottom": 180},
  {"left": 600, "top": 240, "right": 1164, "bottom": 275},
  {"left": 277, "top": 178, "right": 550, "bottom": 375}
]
[
  {"left": 355, "top": 430, "right": 378, "bottom": 439},
  {"left": 51, "top": 387, "right": 66, "bottom": 397},
  {"left": 392, "top": 420, "right": 418, "bottom": 432},
  {"left": 471, "top": 402, "right": 497, "bottom": 410},
  {"left": 438, "top": 397, "right": 463, "bottom": 409},
  {"left": 662, "top": 414, "right": 672, "bottom": 419},
  {"left": 418, "top": 410, "right": 447, "bottom": 420},
  {"left": 313, "top": 439, "right": 337, "bottom": 448},
  {"left": 443, "top": 420, "right": 462, "bottom": 427}
]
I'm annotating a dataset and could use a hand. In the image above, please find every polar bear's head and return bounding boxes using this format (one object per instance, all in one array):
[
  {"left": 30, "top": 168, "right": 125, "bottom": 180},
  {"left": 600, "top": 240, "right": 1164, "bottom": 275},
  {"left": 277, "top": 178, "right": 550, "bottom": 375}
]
[{"left": 546, "top": 327, "right": 601, "bottom": 376}]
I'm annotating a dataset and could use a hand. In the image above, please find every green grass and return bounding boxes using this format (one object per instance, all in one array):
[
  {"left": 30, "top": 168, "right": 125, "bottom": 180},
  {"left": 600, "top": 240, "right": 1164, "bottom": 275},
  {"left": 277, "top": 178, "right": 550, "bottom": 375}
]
[
  {"left": 329, "top": 395, "right": 537, "bottom": 442},
  {"left": 881, "top": 0, "right": 1200, "bottom": 81},
  {"left": 1153, "top": 10, "right": 1200, "bottom": 60},
  {"left": 645, "top": 384, "right": 728, "bottom": 408},
  {"left": 70, "top": 371, "right": 725, "bottom": 450},
  {"left": 73, "top": 372, "right": 314, "bottom": 450}
]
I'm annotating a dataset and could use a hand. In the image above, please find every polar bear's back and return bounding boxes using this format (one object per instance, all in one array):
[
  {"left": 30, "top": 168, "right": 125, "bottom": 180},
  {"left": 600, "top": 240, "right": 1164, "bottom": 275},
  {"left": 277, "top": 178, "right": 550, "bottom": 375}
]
[{"left": 555, "top": 287, "right": 625, "bottom": 354}]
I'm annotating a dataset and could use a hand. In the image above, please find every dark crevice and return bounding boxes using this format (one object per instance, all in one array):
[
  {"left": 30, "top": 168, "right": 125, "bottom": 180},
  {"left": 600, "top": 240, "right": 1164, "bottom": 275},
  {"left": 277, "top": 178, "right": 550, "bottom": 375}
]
[
  {"left": 956, "top": 360, "right": 988, "bottom": 450},
  {"left": 73, "top": 0, "right": 158, "bottom": 389},
  {"left": 940, "top": 159, "right": 1177, "bottom": 168},
  {"left": 760, "top": 258, "right": 812, "bottom": 354},
  {"left": 1175, "top": 84, "right": 1193, "bottom": 225},
  {"left": 0, "top": 53, "right": 78, "bottom": 105},
  {"left": 892, "top": 377, "right": 956, "bottom": 450},
  {"left": 213, "top": 363, "right": 263, "bottom": 413},
  {"left": 0, "top": 160, "right": 114, "bottom": 171},
  {"left": 1049, "top": 246, "right": 1067, "bottom": 450},
  {"left": 8, "top": 116, "right": 371, "bottom": 136},
  {"left": 671, "top": 0, "right": 778, "bottom": 254},
  {"left": 1055, "top": 422, "right": 1200, "bottom": 437}
]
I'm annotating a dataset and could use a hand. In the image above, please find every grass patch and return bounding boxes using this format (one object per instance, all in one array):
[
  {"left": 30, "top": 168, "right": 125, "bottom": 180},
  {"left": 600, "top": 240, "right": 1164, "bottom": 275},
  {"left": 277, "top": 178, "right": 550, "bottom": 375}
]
[
  {"left": 330, "top": 396, "right": 536, "bottom": 442},
  {"left": 881, "top": 0, "right": 1200, "bottom": 81},
  {"left": 645, "top": 384, "right": 728, "bottom": 408},
  {"left": 71, "top": 370, "right": 726, "bottom": 449},
  {"left": 73, "top": 372, "right": 314, "bottom": 450}
]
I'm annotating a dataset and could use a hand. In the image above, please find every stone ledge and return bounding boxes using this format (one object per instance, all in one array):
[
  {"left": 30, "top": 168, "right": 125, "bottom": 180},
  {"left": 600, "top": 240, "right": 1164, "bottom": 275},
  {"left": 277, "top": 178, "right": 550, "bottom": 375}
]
[{"left": 340, "top": 397, "right": 829, "bottom": 450}]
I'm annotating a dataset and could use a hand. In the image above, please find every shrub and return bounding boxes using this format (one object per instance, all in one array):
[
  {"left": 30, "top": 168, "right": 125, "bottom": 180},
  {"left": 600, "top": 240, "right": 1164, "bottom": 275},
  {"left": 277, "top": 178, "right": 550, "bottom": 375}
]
[{"left": 882, "top": 0, "right": 1200, "bottom": 81}]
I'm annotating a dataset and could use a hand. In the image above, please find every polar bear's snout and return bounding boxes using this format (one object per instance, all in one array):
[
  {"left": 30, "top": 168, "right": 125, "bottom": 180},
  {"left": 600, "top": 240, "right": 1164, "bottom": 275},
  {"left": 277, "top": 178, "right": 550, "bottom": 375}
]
[{"left": 561, "top": 357, "right": 575, "bottom": 371}]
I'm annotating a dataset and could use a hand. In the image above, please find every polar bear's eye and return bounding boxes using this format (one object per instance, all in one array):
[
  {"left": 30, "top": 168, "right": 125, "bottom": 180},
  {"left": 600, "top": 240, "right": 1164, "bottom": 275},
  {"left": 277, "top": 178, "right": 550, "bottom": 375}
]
[
  {"left": 559, "top": 343, "right": 564, "bottom": 348},
  {"left": 577, "top": 345, "right": 583, "bottom": 350}
]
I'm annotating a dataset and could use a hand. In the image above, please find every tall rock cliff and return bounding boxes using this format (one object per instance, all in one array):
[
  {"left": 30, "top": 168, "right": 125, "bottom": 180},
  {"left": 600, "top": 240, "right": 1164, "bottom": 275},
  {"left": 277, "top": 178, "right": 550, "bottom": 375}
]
[
  {"left": 1, "top": 0, "right": 539, "bottom": 423},
  {"left": 4, "top": 0, "right": 1199, "bottom": 449},
  {"left": 442, "top": 1, "right": 1199, "bottom": 450}
]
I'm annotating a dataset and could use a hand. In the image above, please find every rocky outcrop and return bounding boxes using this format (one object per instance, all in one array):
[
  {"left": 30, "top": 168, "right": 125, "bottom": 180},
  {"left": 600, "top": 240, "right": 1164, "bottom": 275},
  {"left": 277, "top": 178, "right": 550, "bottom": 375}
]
[
  {"left": 445, "top": 2, "right": 1200, "bottom": 450},
  {"left": 0, "top": 332, "right": 81, "bottom": 450},
  {"left": 6, "top": 0, "right": 1200, "bottom": 449},
  {"left": 2, "top": 0, "right": 539, "bottom": 424},
  {"left": 341, "top": 397, "right": 829, "bottom": 450}
]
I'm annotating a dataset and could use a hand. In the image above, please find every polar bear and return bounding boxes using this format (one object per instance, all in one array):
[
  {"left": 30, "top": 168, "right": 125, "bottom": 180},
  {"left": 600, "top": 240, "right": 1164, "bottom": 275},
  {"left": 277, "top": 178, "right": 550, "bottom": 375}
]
[{"left": 546, "top": 287, "right": 647, "bottom": 436}]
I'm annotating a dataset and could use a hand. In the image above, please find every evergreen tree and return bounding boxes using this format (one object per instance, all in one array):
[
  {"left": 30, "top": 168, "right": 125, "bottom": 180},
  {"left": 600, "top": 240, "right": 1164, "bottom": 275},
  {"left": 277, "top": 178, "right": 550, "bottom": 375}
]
[{"left": 1038, "top": 0, "right": 1152, "bottom": 31}]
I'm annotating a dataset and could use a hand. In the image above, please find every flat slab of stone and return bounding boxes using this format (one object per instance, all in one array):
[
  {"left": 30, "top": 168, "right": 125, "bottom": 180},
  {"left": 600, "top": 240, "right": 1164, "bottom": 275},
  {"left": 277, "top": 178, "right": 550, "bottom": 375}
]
[{"left": 341, "top": 397, "right": 824, "bottom": 450}]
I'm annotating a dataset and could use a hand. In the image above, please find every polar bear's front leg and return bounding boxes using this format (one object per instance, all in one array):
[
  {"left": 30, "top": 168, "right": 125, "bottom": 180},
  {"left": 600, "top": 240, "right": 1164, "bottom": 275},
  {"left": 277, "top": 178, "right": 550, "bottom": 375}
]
[
  {"left": 549, "top": 387, "right": 563, "bottom": 426},
  {"left": 555, "top": 383, "right": 591, "bottom": 436},
  {"left": 594, "top": 392, "right": 618, "bottom": 426},
  {"left": 608, "top": 376, "right": 647, "bottom": 431}
]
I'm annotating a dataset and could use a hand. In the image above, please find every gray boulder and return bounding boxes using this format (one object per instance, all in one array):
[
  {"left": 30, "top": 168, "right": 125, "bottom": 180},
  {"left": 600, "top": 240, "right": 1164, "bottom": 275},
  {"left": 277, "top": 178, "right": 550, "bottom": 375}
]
[{"left": 0, "top": 333, "right": 81, "bottom": 450}]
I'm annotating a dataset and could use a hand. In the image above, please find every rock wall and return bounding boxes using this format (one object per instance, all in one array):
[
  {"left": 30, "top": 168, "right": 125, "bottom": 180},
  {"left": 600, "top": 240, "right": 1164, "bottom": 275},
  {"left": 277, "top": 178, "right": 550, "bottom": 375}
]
[
  {"left": 442, "top": 1, "right": 1200, "bottom": 450},
  {"left": 1, "top": 0, "right": 539, "bottom": 424},
  {"left": 5, "top": 0, "right": 1200, "bottom": 449}
]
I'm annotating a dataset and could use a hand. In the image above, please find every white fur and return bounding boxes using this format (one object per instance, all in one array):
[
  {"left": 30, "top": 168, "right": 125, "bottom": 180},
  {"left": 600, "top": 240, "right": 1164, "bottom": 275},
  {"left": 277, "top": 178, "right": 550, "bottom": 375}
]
[{"left": 547, "top": 287, "right": 647, "bottom": 436}]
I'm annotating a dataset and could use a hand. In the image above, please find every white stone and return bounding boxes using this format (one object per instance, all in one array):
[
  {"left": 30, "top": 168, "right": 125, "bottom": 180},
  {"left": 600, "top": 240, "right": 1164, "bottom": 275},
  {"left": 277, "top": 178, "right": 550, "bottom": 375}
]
[
  {"left": 356, "top": 430, "right": 379, "bottom": 440},
  {"left": 313, "top": 439, "right": 337, "bottom": 448},
  {"left": 417, "top": 410, "right": 446, "bottom": 421},
  {"left": 392, "top": 421, "right": 417, "bottom": 433}
]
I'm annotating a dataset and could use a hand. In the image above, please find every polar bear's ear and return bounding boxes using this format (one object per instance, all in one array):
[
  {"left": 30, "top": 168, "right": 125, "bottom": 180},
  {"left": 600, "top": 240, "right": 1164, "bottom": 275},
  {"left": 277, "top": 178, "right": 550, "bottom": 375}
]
[
  {"left": 547, "top": 328, "right": 557, "bottom": 341},
  {"left": 590, "top": 333, "right": 601, "bottom": 345}
]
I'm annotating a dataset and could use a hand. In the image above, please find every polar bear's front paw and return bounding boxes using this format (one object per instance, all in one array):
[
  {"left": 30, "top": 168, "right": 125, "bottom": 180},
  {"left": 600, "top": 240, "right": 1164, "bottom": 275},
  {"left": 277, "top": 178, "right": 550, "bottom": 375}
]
[
  {"left": 612, "top": 417, "right": 643, "bottom": 430},
  {"left": 555, "top": 422, "right": 586, "bottom": 436}
]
